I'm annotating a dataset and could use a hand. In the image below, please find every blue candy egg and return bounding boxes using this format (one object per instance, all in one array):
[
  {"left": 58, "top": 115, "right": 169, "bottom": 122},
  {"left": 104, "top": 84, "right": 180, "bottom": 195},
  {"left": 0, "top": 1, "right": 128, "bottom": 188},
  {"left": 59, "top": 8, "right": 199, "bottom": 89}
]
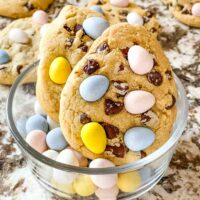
[
  {"left": 83, "top": 17, "right": 109, "bottom": 39},
  {"left": 0, "top": 49, "right": 10, "bottom": 64},
  {"left": 16, "top": 118, "right": 27, "bottom": 138},
  {"left": 79, "top": 75, "right": 109, "bottom": 102},
  {"left": 46, "top": 128, "right": 68, "bottom": 151},
  {"left": 90, "top": 5, "right": 103, "bottom": 13},
  {"left": 26, "top": 114, "right": 49, "bottom": 133},
  {"left": 124, "top": 127, "right": 155, "bottom": 151}
]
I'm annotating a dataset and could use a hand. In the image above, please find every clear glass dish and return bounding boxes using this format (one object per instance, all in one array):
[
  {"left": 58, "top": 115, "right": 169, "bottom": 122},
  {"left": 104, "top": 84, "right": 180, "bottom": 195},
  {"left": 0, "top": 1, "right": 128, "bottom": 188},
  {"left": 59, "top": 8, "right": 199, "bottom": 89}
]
[{"left": 7, "top": 61, "right": 188, "bottom": 199}]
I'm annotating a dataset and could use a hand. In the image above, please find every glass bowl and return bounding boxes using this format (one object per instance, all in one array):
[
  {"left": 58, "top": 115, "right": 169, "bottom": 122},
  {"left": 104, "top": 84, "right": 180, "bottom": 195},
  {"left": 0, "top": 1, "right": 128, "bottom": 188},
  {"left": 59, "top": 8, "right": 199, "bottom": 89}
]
[{"left": 7, "top": 61, "right": 188, "bottom": 199}]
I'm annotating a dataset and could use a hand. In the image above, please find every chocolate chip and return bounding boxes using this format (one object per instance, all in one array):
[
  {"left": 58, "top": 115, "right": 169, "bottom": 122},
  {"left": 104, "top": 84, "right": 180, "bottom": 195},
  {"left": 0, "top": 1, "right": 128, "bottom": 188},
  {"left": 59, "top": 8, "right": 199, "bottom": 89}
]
[
  {"left": 147, "top": 71, "right": 163, "bottom": 86},
  {"left": 165, "top": 94, "right": 176, "bottom": 110},
  {"left": 120, "top": 47, "right": 129, "bottom": 60},
  {"left": 96, "top": 42, "right": 110, "bottom": 53},
  {"left": 83, "top": 59, "right": 100, "bottom": 75},
  {"left": 143, "top": 16, "right": 150, "bottom": 24},
  {"left": 65, "top": 38, "right": 74, "bottom": 48},
  {"left": 97, "top": 0, "right": 103, "bottom": 5},
  {"left": 182, "top": 9, "right": 191, "bottom": 15},
  {"left": 165, "top": 70, "right": 173, "bottom": 80},
  {"left": 101, "top": 123, "right": 119, "bottom": 139},
  {"left": 112, "top": 80, "right": 129, "bottom": 96},
  {"left": 150, "top": 27, "right": 157, "bottom": 33},
  {"left": 118, "top": 64, "right": 125, "bottom": 72},
  {"left": 74, "top": 24, "right": 83, "bottom": 34},
  {"left": 79, "top": 44, "right": 88, "bottom": 52},
  {"left": 119, "top": 10, "right": 129, "bottom": 16},
  {"left": 63, "top": 25, "right": 72, "bottom": 32},
  {"left": 120, "top": 18, "right": 127, "bottom": 22},
  {"left": 105, "top": 99, "right": 123, "bottom": 115},
  {"left": 141, "top": 112, "right": 151, "bottom": 124},
  {"left": 146, "top": 10, "right": 155, "bottom": 18},
  {"left": 106, "top": 144, "right": 125, "bottom": 158},
  {"left": 16, "top": 65, "right": 23, "bottom": 74},
  {"left": 80, "top": 113, "right": 91, "bottom": 124},
  {"left": 24, "top": 2, "right": 35, "bottom": 10},
  {"left": 141, "top": 150, "right": 147, "bottom": 158}
]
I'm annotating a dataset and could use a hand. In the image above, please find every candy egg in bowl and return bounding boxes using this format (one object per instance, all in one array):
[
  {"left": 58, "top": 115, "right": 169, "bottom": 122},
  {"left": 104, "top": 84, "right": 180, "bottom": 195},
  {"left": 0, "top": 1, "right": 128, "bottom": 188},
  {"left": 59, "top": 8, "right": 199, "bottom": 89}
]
[{"left": 7, "top": 61, "right": 188, "bottom": 199}]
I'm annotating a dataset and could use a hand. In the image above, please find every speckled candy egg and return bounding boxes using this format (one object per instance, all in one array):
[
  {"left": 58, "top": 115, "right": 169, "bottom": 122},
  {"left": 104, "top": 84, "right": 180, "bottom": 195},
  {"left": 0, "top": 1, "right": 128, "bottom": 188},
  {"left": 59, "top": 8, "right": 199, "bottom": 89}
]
[
  {"left": 110, "top": 0, "right": 129, "bottom": 7},
  {"left": 192, "top": 3, "right": 200, "bottom": 17},
  {"left": 95, "top": 185, "right": 119, "bottom": 200},
  {"left": 32, "top": 10, "right": 48, "bottom": 25},
  {"left": 90, "top": 5, "right": 103, "bottom": 13},
  {"left": 0, "top": 49, "right": 10, "bottom": 64},
  {"left": 9, "top": 28, "right": 29, "bottom": 44},
  {"left": 127, "top": 12, "right": 144, "bottom": 26}
]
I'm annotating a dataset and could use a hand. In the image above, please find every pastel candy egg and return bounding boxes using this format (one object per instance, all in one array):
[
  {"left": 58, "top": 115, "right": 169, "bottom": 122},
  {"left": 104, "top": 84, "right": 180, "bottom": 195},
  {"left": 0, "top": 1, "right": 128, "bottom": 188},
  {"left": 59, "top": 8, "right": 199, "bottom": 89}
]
[
  {"left": 34, "top": 100, "right": 46, "bottom": 116},
  {"left": 43, "top": 149, "right": 59, "bottom": 160},
  {"left": 79, "top": 75, "right": 109, "bottom": 102},
  {"left": 140, "top": 167, "right": 152, "bottom": 183},
  {"left": 49, "top": 57, "right": 71, "bottom": 84},
  {"left": 124, "top": 90, "right": 155, "bottom": 114},
  {"left": 127, "top": 12, "right": 144, "bottom": 26},
  {"left": 81, "top": 122, "right": 107, "bottom": 154},
  {"left": 46, "top": 127, "right": 68, "bottom": 151},
  {"left": 90, "top": 5, "right": 103, "bottom": 13},
  {"left": 110, "top": 0, "right": 129, "bottom": 7},
  {"left": 73, "top": 175, "right": 96, "bottom": 196},
  {"left": 26, "top": 130, "right": 47, "bottom": 153},
  {"left": 16, "top": 118, "right": 27, "bottom": 138},
  {"left": 32, "top": 10, "right": 48, "bottom": 25},
  {"left": 89, "top": 158, "right": 117, "bottom": 189},
  {"left": 83, "top": 17, "right": 109, "bottom": 39},
  {"left": 192, "top": 3, "right": 200, "bottom": 17},
  {"left": 128, "top": 45, "right": 154, "bottom": 75},
  {"left": 47, "top": 116, "right": 59, "bottom": 130},
  {"left": 53, "top": 149, "right": 79, "bottom": 184},
  {"left": 117, "top": 171, "right": 141, "bottom": 192},
  {"left": 9, "top": 28, "right": 29, "bottom": 44},
  {"left": 124, "top": 127, "right": 155, "bottom": 151},
  {"left": 0, "top": 49, "right": 10, "bottom": 64},
  {"left": 25, "top": 114, "right": 49, "bottom": 133},
  {"left": 95, "top": 185, "right": 119, "bottom": 200}
]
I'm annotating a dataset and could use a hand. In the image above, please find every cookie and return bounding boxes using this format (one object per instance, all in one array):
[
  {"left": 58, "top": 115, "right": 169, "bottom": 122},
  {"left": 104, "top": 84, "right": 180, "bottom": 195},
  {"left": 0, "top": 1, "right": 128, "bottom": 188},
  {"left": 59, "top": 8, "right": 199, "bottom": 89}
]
[
  {"left": 36, "top": 5, "right": 108, "bottom": 122},
  {"left": 87, "top": 0, "right": 160, "bottom": 36},
  {"left": 59, "top": 23, "right": 177, "bottom": 165},
  {"left": 0, "top": 0, "right": 54, "bottom": 18},
  {"left": 0, "top": 17, "right": 40, "bottom": 85}
]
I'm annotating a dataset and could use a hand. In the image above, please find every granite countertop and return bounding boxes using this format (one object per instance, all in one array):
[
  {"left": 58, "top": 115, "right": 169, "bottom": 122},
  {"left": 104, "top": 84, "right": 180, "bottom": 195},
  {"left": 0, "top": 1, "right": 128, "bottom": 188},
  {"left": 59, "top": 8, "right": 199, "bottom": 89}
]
[{"left": 0, "top": 0, "right": 200, "bottom": 199}]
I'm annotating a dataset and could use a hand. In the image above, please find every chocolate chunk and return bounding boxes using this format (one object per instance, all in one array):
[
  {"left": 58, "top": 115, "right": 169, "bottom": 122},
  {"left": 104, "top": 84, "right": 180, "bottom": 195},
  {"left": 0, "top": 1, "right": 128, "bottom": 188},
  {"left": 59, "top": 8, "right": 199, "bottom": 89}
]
[
  {"left": 96, "top": 42, "right": 110, "bottom": 53},
  {"left": 141, "top": 112, "right": 151, "bottom": 124},
  {"left": 16, "top": 65, "right": 23, "bottom": 74},
  {"left": 146, "top": 10, "right": 155, "bottom": 18},
  {"left": 112, "top": 80, "right": 129, "bottom": 96},
  {"left": 106, "top": 144, "right": 125, "bottom": 158},
  {"left": 79, "top": 44, "right": 88, "bottom": 52},
  {"left": 147, "top": 71, "right": 163, "bottom": 86},
  {"left": 24, "top": 2, "right": 35, "bottom": 10},
  {"left": 63, "top": 25, "right": 72, "bottom": 32},
  {"left": 165, "top": 70, "right": 173, "bottom": 80},
  {"left": 150, "top": 27, "right": 157, "bottom": 33},
  {"left": 120, "top": 47, "right": 129, "bottom": 60},
  {"left": 97, "top": 0, "right": 103, "bottom": 5},
  {"left": 105, "top": 99, "right": 123, "bottom": 115},
  {"left": 65, "top": 38, "right": 74, "bottom": 48},
  {"left": 74, "top": 24, "right": 83, "bottom": 34},
  {"left": 119, "top": 10, "right": 129, "bottom": 16},
  {"left": 83, "top": 59, "right": 100, "bottom": 75},
  {"left": 120, "top": 18, "right": 127, "bottom": 22},
  {"left": 165, "top": 94, "right": 176, "bottom": 110},
  {"left": 118, "top": 64, "right": 125, "bottom": 72},
  {"left": 143, "top": 16, "right": 150, "bottom": 24},
  {"left": 80, "top": 113, "right": 91, "bottom": 124},
  {"left": 141, "top": 150, "right": 147, "bottom": 158},
  {"left": 182, "top": 9, "right": 191, "bottom": 15},
  {"left": 101, "top": 123, "right": 119, "bottom": 139}
]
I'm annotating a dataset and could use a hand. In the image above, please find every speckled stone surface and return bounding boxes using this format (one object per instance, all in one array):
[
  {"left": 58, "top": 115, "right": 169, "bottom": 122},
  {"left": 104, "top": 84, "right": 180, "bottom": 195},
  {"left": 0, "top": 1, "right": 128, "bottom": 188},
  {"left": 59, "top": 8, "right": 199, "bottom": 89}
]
[{"left": 0, "top": 0, "right": 200, "bottom": 200}]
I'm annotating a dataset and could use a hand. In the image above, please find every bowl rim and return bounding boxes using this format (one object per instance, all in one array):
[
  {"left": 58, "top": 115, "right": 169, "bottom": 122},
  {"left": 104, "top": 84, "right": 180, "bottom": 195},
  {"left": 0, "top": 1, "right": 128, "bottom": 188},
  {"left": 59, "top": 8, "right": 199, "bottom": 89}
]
[{"left": 7, "top": 61, "right": 188, "bottom": 174}]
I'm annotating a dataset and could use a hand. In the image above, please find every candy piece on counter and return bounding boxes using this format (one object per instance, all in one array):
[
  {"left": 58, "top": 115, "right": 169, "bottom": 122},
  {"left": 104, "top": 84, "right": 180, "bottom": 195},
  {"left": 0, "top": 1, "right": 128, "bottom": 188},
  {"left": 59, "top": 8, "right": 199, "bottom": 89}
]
[
  {"left": 117, "top": 171, "right": 141, "bottom": 192},
  {"left": 79, "top": 75, "right": 109, "bottom": 102},
  {"left": 83, "top": 17, "right": 109, "bottom": 39},
  {"left": 9, "top": 28, "right": 29, "bottom": 44},
  {"left": 16, "top": 118, "right": 27, "bottom": 138},
  {"left": 26, "top": 114, "right": 49, "bottom": 133},
  {"left": 89, "top": 158, "right": 117, "bottom": 189},
  {"left": 47, "top": 116, "right": 59, "bottom": 130},
  {"left": 40, "top": 23, "right": 49, "bottom": 37},
  {"left": 46, "top": 127, "right": 68, "bottom": 151},
  {"left": 95, "top": 185, "right": 119, "bottom": 200},
  {"left": 0, "top": 49, "right": 10, "bottom": 64},
  {"left": 90, "top": 5, "right": 103, "bottom": 13},
  {"left": 124, "top": 90, "right": 155, "bottom": 114},
  {"left": 49, "top": 57, "right": 71, "bottom": 84},
  {"left": 43, "top": 149, "right": 59, "bottom": 160},
  {"left": 72, "top": 149, "right": 88, "bottom": 167},
  {"left": 32, "top": 10, "right": 48, "bottom": 25},
  {"left": 53, "top": 149, "right": 79, "bottom": 184},
  {"left": 110, "top": 0, "right": 129, "bottom": 7},
  {"left": 124, "top": 127, "right": 155, "bottom": 151},
  {"left": 73, "top": 174, "right": 96, "bottom": 196},
  {"left": 127, "top": 12, "right": 144, "bottom": 26},
  {"left": 139, "top": 167, "right": 152, "bottom": 183},
  {"left": 128, "top": 45, "right": 154, "bottom": 75},
  {"left": 34, "top": 100, "right": 46, "bottom": 116},
  {"left": 81, "top": 122, "right": 107, "bottom": 154},
  {"left": 192, "top": 3, "right": 200, "bottom": 17},
  {"left": 26, "top": 130, "right": 47, "bottom": 153}
]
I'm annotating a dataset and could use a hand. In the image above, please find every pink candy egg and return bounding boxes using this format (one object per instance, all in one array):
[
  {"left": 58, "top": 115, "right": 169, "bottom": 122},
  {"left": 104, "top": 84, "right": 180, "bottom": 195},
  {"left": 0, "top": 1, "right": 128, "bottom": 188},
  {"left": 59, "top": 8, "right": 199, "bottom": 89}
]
[
  {"left": 95, "top": 185, "right": 119, "bottom": 200},
  {"left": 32, "top": 10, "right": 48, "bottom": 25},
  {"left": 124, "top": 90, "right": 155, "bottom": 114},
  {"left": 192, "top": 3, "right": 200, "bottom": 17},
  {"left": 128, "top": 45, "right": 154, "bottom": 75},
  {"left": 26, "top": 130, "right": 47, "bottom": 153},
  {"left": 89, "top": 158, "right": 117, "bottom": 189},
  {"left": 110, "top": 0, "right": 129, "bottom": 7}
]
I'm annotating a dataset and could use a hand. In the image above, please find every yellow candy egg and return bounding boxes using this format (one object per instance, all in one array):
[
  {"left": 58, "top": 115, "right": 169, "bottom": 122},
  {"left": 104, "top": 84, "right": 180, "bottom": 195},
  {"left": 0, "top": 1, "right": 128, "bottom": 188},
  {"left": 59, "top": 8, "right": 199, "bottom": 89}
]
[
  {"left": 73, "top": 174, "right": 96, "bottom": 196},
  {"left": 81, "top": 122, "right": 107, "bottom": 154},
  {"left": 49, "top": 57, "right": 71, "bottom": 84},
  {"left": 117, "top": 171, "right": 141, "bottom": 193}
]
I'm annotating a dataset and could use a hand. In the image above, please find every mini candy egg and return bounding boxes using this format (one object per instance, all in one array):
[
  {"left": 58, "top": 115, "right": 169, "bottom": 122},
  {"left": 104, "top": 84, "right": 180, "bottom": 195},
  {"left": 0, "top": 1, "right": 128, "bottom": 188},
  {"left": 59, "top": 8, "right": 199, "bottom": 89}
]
[
  {"left": 16, "top": 118, "right": 27, "bottom": 138},
  {"left": 90, "top": 5, "right": 103, "bottom": 13},
  {"left": 110, "top": 0, "right": 129, "bottom": 7},
  {"left": 95, "top": 185, "right": 119, "bottom": 200},
  {"left": 32, "top": 10, "right": 48, "bottom": 25},
  {"left": 53, "top": 149, "right": 79, "bottom": 184},
  {"left": 9, "top": 28, "right": 29, "bottom": 44},
  {"left": 72, "top": 149, "right": 88, "bottom": 167},
  {"left": 124, "top": 90, "right": 155, "bottom": 114},
  {"left": 47, "top": 116, "right": 59, "bottom": 130},
  {"left": 0, "top": 49, "right": 10, "bottom": 64},
  {"left": 128, "top": 45, "right": 154, "bottom": 75},
  {"left": 79, "top": 75, "right": 109, "bottom": 102},
  {"left": 127, "top": 12, "right": 144, "bottom": 26},
  {"left": 89, "top": 158, "right": 117, "bottom": 189},
  {"left": 117, "top": 171, "right": 141, "bottom": 193},
  {"left": 192, "top": 3, "right": 200, "bottom": 17},
  {"left": 46, "top": 127, "right": 68, "bottom": 151},
  {"left": 73, "top": 175, "right": 96, "bottom": 196},
  {"left": 81, "top": 122, "right": 107, "bottom": 154},
  {"left": 34, "top": 100, "right": 46, "bottom": 116},
  {"left": 83, "top": 17, "right": 109, "bottom": 39},
  {"left": 43, "top": 149, "right": 59, "bottom": 160},
  {"left": 124, "top": 127, "right": 155, "bottom": 151},
  {"left": 26, "top": 130, "right": 47, "bottom": 153},
  {"left": 25, "top": 114, "right": 49, "bottom": 133},
  {"left": 140, "top": 167, "right": 152, "bottom": 183},
  {"left": 49, "top": 57, "right": 71, "bottom": 84}
]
